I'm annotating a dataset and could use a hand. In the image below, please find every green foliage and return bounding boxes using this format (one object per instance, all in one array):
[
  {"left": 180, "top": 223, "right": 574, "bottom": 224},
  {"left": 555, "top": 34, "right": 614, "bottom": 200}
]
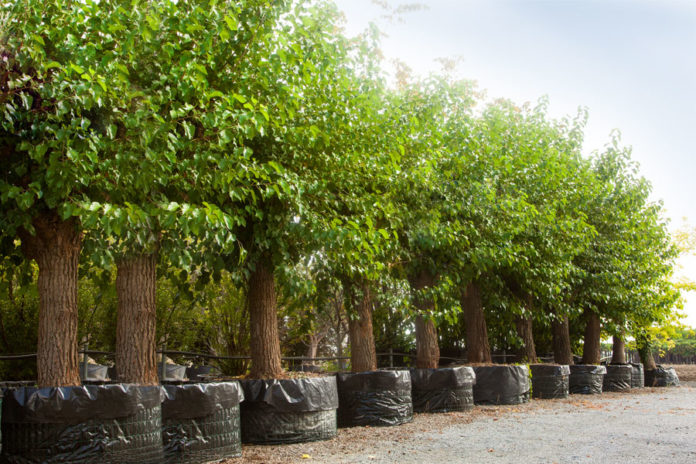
[
  {"left": 661, "top": 325, "right": 696, "bottom": 358},
  {"left": 459, "top": 99, "right": 595, "bottom": 344},
  {"left": 372, "top": 278, "right": 414, "bottom": 355},
  {"left": 568, "top": 134, "right": 680, "bottom": 341},
  {"left": 196, "top": 271, "right": 250, "bottom": 375},
  {"left": 0, "top": 258, "right": 38, "bottom": 379}
]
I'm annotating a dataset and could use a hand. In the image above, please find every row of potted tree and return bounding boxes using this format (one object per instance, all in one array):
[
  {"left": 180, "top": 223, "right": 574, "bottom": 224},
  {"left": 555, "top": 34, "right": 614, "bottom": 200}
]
[{"left": 0, "top": 1, "right": 683, "bottom": 461}]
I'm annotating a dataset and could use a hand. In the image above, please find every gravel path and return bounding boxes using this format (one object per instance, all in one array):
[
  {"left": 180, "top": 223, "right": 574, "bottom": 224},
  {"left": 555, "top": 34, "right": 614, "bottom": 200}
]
[{"left": 230, "top": 384, "right": 696, "bottom": 464}]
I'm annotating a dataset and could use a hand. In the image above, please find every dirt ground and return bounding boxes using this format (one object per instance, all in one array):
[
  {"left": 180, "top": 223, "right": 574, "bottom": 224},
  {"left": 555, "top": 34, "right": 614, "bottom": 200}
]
[
  {"left": 226, "top": 373, "right": 696, "bottom": 464},
  {"left": 668, "top": 364, "right": 696, "bottom": 382}
]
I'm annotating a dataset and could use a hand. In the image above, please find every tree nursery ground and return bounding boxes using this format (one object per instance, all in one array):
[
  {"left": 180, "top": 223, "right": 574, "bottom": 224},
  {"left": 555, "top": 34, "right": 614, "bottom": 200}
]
[{"left": 230, "top": 383, "right": 696, "bottom": 464}]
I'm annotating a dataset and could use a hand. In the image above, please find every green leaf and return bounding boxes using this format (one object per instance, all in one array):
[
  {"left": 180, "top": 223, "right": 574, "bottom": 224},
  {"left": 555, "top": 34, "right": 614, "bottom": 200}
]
[
  {"left": 70, "top": 63, "right": 85, "bottom": 75},
  {"left": 182, "top": 121, "right": 194, "bottom": 140},
  {"left": 60, "top": 203, "right": 73, "bottom": 220},
  {"left": 20, "top": 94, "right": 33, "bottom": 110},
  {"left": 224, "top": 14, "right": 239, "bottom": 31},
  {"left": 267, "top": 161, "right": 282, "bottom": 174},
  {"left": 106, "top": 124, "right": 116, "bottom": 139}
]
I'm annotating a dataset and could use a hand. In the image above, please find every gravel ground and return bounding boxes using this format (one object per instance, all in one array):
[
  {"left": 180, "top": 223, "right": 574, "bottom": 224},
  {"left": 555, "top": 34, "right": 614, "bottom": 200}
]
[{"left": 228, "top": 383, "right": 696, "bottom": 464}]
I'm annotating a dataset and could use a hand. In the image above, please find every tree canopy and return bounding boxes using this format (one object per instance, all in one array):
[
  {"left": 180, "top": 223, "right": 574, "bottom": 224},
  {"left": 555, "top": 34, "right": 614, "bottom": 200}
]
[{"left": 0, "top": 0, "right": 687, "bottom": 383}]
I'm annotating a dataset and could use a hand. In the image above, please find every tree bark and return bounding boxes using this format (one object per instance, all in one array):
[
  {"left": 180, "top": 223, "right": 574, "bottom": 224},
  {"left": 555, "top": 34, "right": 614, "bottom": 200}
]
[
  {"left": 306, "top": 332, "right": 325, "bottom": 364},
  {"left": 344, "top": 279, "right": 377, "bottom": 372},
  {"left": 115, "top": 252, "right": 158, "bottom": 385},
  {"left": 461, "top": 282, "right": 492, "bottom": 363},
  {"left": 333, "top": 290, "right": 347, "bottom": 370},
  {"left": 637, "top": 331, "right": 657, "bottom": 370},
  {"left": 306, "top": 337, "right": 319, "bottom": 361},
  {"left": 409, "top": 270, "right": 440, "bottom": 369},
  {"left": 247, "top": 260, "right": 283, "bottom": 378},
  {"left": 551, "top": 314, "right": 573, "bottom": 365},
  {"left": 20, "top": 213, "right": 82, "bottom": 387},
  {"left": 515, "top": 314, "right": 538, "bottom": 363},
  {"left": 611, "top": 334, "right": 626, "bottom": 364},
  {"left": 581, "top": 308, "right": 601, "bottom": 364}
]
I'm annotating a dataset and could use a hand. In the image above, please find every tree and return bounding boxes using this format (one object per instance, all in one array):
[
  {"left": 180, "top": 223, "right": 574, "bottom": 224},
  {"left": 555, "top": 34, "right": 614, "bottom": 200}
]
[
  {"left": 66, "top": 0, "right": 270, "bottom": 383},
  {"left": 380, "top": 73, "right": 478, "bottom": 368},
  {"left": 210, "top": 1, "right": 392, "bottom": 378},
  {"left": 0, "top": 0, "right": 109, "bottom": 386},
  {"left": 436, "top": 98, "right": 591, "bottom": 365},
  {"left": 570, "top": 134, "right": 680, "bottom": 364}
]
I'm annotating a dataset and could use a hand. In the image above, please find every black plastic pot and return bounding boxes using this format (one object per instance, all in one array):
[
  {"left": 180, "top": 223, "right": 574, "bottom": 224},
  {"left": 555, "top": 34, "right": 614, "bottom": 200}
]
[
  {"left": 162, "top": 382, "right": 244, "bottom": 463},
  {"left": 337, "top": 370, "right": 413, "bottom": 427},
  {"left": 240, "top": 377, "right": 338, "bottom": 444},
  {"left": 569, "top": 364, "right": 606, "bottom": 394},
  {"left": 644, "top": 365, "right": 679, "bottom": 387},
  {"left": 630, "top": 363, "right": 644, "bottom": 388},
  {"left": 410, "top": 367, "right": 475, "bottom": 413},
  {"left": 472, "top": 365, "right": 530, "bottom": 405},
  {"left": 530, "top": 364, "right": 570, "bottom": 399},
  {"left": 0, "top": 384, "right": 163, "bottom": 464},
  {"left": 602, "top": 364, "right": 632, "bottom": 392}
]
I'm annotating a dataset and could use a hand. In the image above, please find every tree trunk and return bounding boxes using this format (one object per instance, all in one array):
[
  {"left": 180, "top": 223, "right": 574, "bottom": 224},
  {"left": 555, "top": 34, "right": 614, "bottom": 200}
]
[
  {"left": 345, "top": 279, "right": 377, "bottom": 372},
  {"left": 611, "top": 334, "right": 626, "bottom": 364},
  {"left": 115, "top": 252, "right": 158, "bottom": 385},
  {"left": 20, "top": 214, "right": 82, "bottom": 387},
  {"left": 247, "top": 260, "right": 283, "bottom": 378},
  {"left": 415, "top": 316, "right": 439, "bottom": 368},
  {"left": 306, "top": 337, "right": 319, "bottom": 360},
  {"left": 0, "top": 272, "right": 11, "bottom": 350},
  {"left": 515, "top": 314, "right": 538, "bottom": 363},
  {"left": 637, "top": 332, "right": 657, "bottom": 370},
  {"left": 581, "top": 309, "right": 601, "bottom": 364},
  {"left": 333, "top": 291, "right": 346, "bottom": 370},
  {"left": 306, "top": 333, "right": 323, "bottom": 364},
  {"left": 551, "top": 314, "right": 573, "bottom": 365},
  {"left": 409, "top": 270, "right": 440, "bottom": 369},
  {"left": 461, "top": 282, "right": 491, "bottom": 363},
  {"left": 336, "top": 333, "right": 344, "bottom": 370}
]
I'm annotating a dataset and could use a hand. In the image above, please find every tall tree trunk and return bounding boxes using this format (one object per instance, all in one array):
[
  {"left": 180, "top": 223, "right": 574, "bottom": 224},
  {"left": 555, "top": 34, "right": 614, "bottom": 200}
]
[
  {"left": 409, "top": 270, "right": 440, "bottom": 369},
  {"left": 345, "top": 279, "right": 377, "bottom": 372},
  {"left": 551, "top": 314, "right": 573, "bottom": 365},
  {"left": 581, "top": 308, "right": 601, "bottom": 364},
  {"left": 637, "top": 331, "right": 657, "bottom": 370},
  {"left": 20, "top": 214, "right": 82, "bottom": 387},
  {"left": 247, "top": 260, "right": 282, "bottom": 378},
  {"left": 611, "top": 334, "right": 626, "bottom": 364},
  {"left": 461, "top": 282, "right": 492, "bottom": 363},
  {"left": 515, "top": 314, "right": 538, "bottom": 363},
  {"left": 116, "top": 252, "right": 158, "bottom": 385}
]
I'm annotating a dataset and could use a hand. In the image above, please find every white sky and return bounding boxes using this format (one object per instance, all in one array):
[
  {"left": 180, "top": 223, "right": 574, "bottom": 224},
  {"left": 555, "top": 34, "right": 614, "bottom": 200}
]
[{"left": 335, "top": 0, "right": 696, "bottom": 326}]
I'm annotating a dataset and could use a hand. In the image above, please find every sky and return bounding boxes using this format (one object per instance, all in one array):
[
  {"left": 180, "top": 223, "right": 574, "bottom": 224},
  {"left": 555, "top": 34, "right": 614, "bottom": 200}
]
[{"left": 334, "top": 0, "right": 696, "bottom": 325}]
